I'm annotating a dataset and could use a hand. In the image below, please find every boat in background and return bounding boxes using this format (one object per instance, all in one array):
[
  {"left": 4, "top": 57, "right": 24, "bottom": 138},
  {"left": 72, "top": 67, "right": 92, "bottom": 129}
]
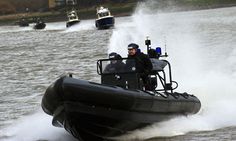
[
  {"left": 33, "top": 18, "right": 46, "bottom": 30},
  {"left": 41, "top": 38, "right": 201, "bottom": 141},
  {"left": 95, "top": 6, "right": 115, "bottom": 29},
  {"left": 66, "top": 9, "right": 80, "bottom": 28},
  {"left": 17, "top": 18, "right": 29, "bottom": 27}
]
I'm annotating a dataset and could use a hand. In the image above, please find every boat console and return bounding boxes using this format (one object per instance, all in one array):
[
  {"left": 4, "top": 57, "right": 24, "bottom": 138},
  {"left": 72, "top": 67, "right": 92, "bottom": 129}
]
[{"left": 97, "top": 38, "right": 178, "bottom": 93}]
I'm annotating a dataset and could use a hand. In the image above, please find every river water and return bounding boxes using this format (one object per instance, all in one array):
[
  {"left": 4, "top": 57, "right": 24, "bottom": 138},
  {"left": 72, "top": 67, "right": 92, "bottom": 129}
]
[{"left": 0, "top": 4, "right": 236, "bottom": 141}]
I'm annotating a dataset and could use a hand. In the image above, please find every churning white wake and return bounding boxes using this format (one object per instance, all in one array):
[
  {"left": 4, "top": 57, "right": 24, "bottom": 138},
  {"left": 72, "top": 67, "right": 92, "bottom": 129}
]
[
  {"left": 0, "top": 109, "right": 77, "bottom": 141},
  {"left": 108, "top": 1, "right": 236, "bottom": 140},
  {"left": 63, "top": 19, "right": 95, "bottom": 33},
  {"left": 0, "top": 19, "right": 94, "bottom": 34}
]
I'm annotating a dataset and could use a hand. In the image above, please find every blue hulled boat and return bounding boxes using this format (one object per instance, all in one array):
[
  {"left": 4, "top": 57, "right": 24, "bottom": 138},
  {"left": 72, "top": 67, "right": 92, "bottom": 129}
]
[{"left": 95, "top": 7, "right": 115, "bottom": 29}]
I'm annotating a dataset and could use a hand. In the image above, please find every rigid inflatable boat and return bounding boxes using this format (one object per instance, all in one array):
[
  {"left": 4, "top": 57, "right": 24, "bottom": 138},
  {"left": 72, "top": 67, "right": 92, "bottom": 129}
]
[
  {"left": 41, "top": 39, "right": 201, "bottom": 141},
  {"left": 18, "top": 18, "right": 29, "bottom": 27},
  {"left": 33, "top": 18, "right": 46, "bottom": 30}
]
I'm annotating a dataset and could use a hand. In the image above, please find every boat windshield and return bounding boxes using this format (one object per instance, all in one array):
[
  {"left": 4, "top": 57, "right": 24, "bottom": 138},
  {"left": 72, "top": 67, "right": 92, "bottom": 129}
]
[
  {"left": 98, "top": 12, "right": 109, "bottom": 17},
  {"left": 98, "top": 58, "right": 137, "bottom": 74}
]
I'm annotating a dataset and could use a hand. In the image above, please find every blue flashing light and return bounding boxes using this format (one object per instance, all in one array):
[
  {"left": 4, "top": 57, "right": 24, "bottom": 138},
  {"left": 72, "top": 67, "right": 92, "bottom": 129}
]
[
  {"left": 156, "top": 47, "right": 162, "bottom": 55},
  {"left": 137, "top": 48, "right": 141, "bottom": 53}
]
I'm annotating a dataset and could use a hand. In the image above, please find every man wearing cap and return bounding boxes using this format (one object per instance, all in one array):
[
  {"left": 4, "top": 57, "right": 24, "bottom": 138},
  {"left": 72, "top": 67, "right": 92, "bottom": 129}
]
[
  {"left": 104, "top": 52, "right": 125, "bottom": 73},
  {"left": 126, "top": 43, "right": 153, "bottom": 89}
]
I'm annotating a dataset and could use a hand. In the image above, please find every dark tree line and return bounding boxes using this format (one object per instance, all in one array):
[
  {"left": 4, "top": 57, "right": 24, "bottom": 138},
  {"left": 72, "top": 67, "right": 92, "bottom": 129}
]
[
  {"left": 74, "top": 0, "right": 139, "bottom": 8},
  {"left": 0, "top": 1, "right": 16, "bottom": 15},
  {"left": 0, "top": 0, "right": 48, "bottom": 15},
  {"left": 2, "top": 0, "right": 234, "bottom": 15},
  {"left": 0, "top": 0, "right": 139, "bottom": 15}
]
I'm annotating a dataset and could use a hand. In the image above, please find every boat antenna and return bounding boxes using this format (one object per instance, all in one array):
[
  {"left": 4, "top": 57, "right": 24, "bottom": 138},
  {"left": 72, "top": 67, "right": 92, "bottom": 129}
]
[{"left": 164, "top": 36, "right": 168, "bottom": 57}]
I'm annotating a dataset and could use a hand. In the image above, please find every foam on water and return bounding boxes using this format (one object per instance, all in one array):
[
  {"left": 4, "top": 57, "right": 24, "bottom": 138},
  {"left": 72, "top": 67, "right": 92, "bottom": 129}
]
[
  {"left": 0, "top": 19, "right": 94, "bottom": 34},
  {"left": 63, "top": 19, "right": 95, "bottom": 33},
  {"left": 0, "top": 109, "right": 77, "bottom": 141},
  {"left": 45, "top": 21, "right": 66, "bottom": 31},
  {"left": 0, "top": 25, "right": 32, "bottom": 33}
]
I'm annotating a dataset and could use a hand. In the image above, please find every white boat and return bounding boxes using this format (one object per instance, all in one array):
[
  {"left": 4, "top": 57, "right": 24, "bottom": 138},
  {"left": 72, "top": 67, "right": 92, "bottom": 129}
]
[
  {"left": 95, "top": 6, "right": 115, "bottom": 29},
  {"left": 66, "top": 9, "right": 80, "bottom": 28}
]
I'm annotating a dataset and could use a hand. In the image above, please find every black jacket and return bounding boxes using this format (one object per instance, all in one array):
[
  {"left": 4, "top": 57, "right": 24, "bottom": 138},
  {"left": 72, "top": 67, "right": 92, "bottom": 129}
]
[{"left": 126, "top": 52, "right": 153, "bottom": 74}]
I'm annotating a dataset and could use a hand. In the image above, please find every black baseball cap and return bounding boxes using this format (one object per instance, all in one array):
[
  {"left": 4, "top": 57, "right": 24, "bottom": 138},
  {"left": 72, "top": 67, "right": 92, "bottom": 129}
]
[
  {"left": 128, "top": 43, "right": 139, "bottom": 50},
  {"left": 109, "top": 52, "right": 117, "bottom": 59}
]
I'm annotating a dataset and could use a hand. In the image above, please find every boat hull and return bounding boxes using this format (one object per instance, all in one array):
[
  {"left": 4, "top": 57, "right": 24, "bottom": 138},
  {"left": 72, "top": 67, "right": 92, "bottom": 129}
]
[
  {"left": 33, "top": 23, "right": 46, "bottom": 30},
  {"left": 42, "top": 76, "right": 201, "bottom": 141},
  {"left": 66, "top": 20, "right": 80, "bottom": 28},
  {"left": 95, "top": 16, "right": 114, "bottom": 29},
  {"left": 19, "top": 22, "right": 29, "bottom": 27}
]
